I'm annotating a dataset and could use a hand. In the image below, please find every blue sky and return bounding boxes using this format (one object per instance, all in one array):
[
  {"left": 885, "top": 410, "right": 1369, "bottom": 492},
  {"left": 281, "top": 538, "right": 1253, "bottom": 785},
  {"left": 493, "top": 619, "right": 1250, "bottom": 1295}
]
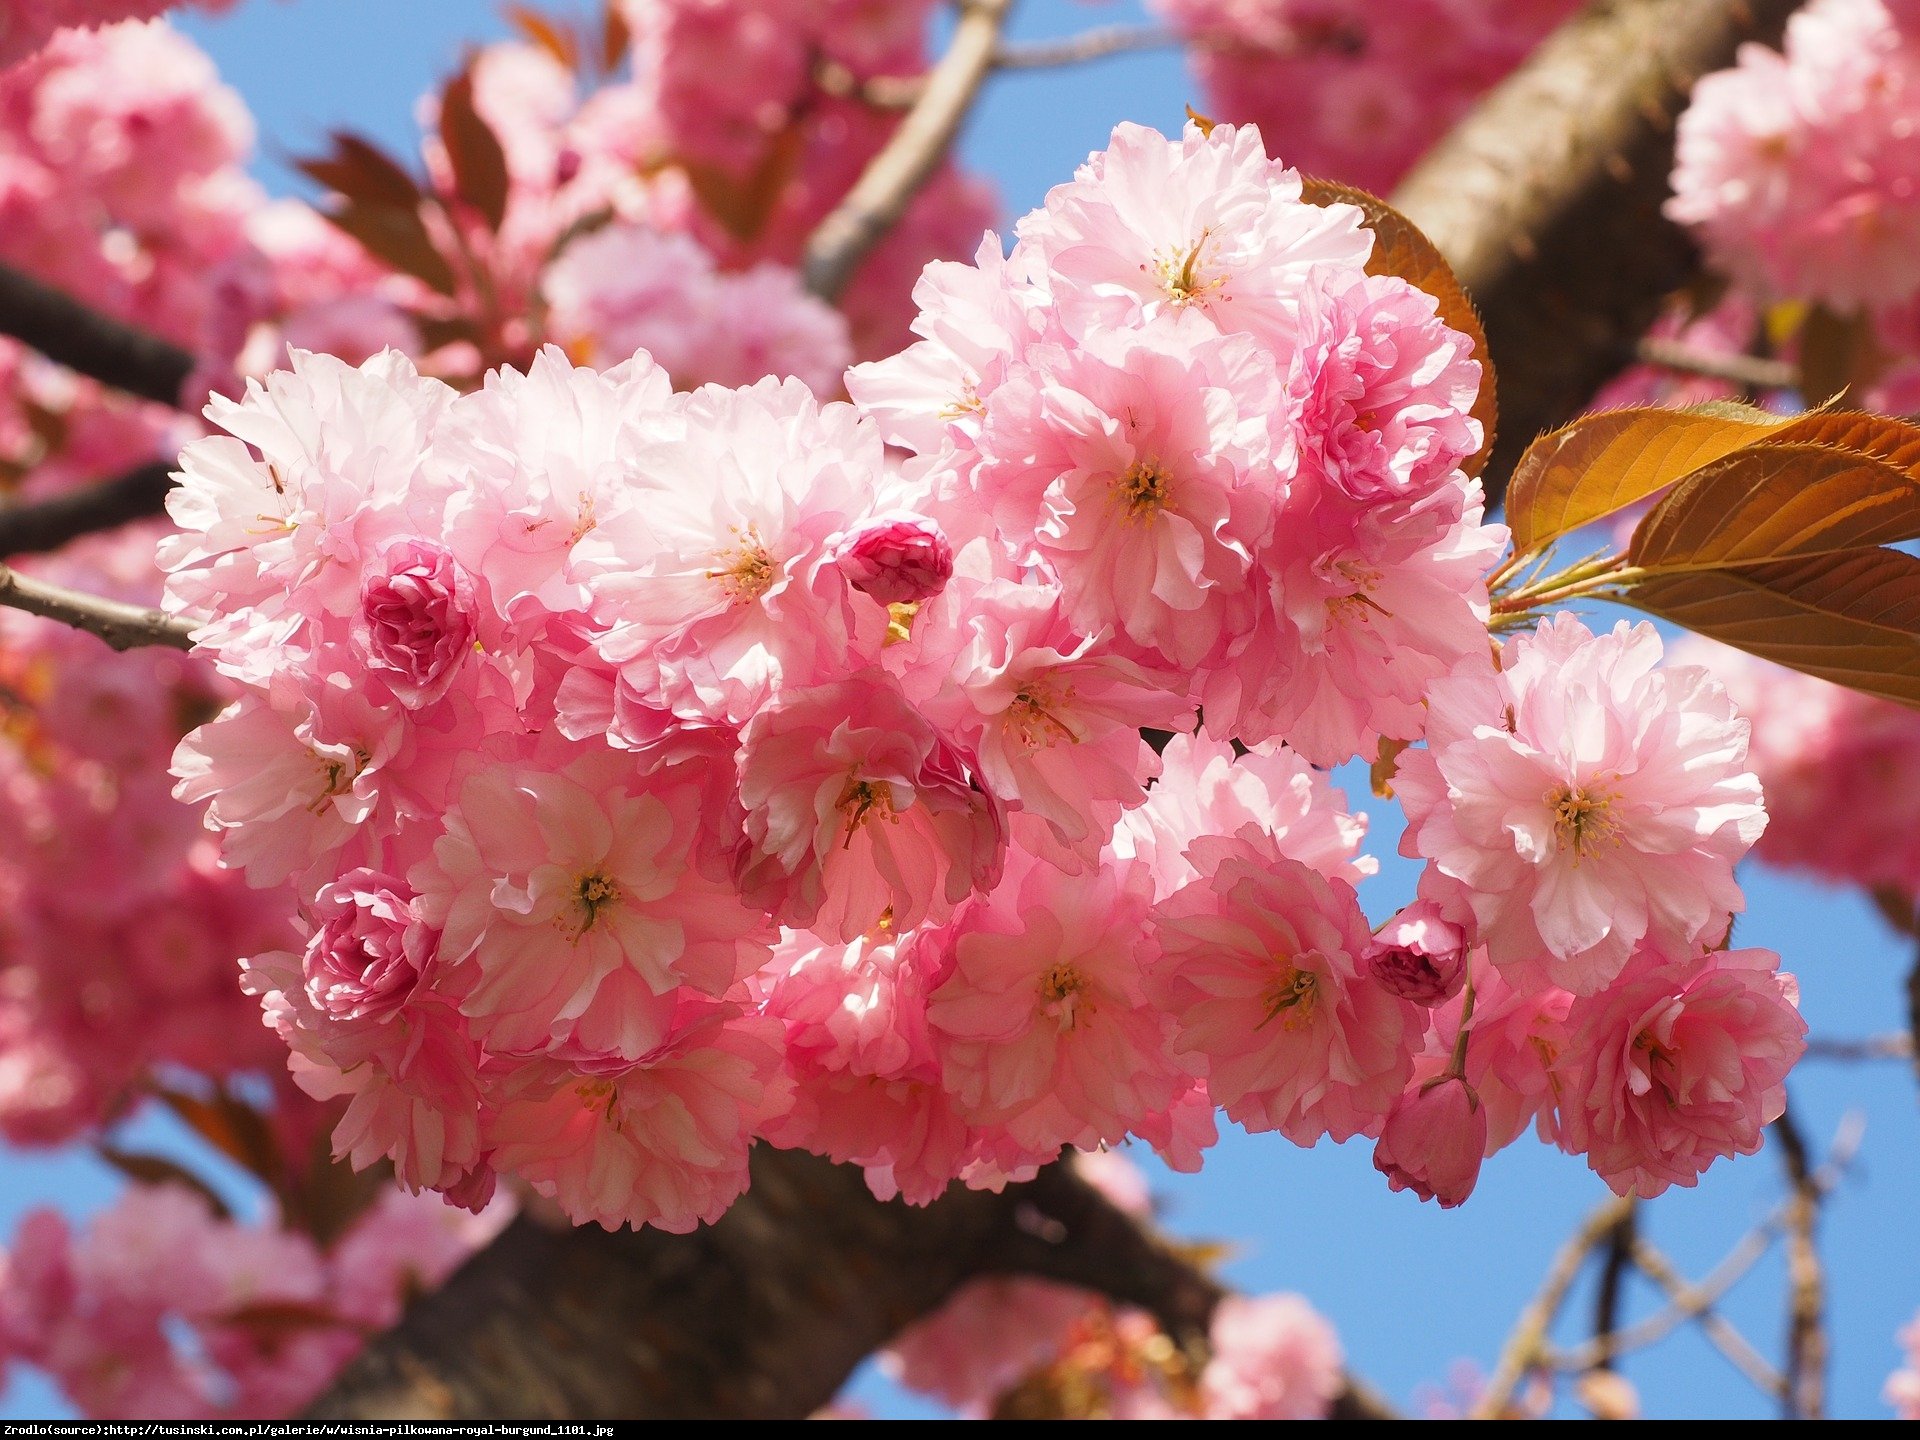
[{"left": 4, "top": 0, "right": 1918, "bottom": 1421}]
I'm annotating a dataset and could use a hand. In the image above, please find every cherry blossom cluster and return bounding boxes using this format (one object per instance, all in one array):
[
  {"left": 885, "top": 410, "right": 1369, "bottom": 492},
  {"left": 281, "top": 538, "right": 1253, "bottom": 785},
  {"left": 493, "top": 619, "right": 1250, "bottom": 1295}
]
[
  {"left": 159, "top": 118, "right": 1805, "bottom": 1241},
  {"left": 1669, "top": 0, "right": 1920, "bottom": 318},
  {"left": 1669, "top": 637, "right": 1920, "bottom": 900},
  {"left": 0, "top": 529, "right": 296, "bottom": 1145},
  {"left": 0, "top": 1180, "right": 509, "bottom": 1419},
  {"left": 1148, "top": 0, "right": 1583, "bottom": 191},
  {"left": 0, "top": 0, "right": 236, "bottom": 71}
]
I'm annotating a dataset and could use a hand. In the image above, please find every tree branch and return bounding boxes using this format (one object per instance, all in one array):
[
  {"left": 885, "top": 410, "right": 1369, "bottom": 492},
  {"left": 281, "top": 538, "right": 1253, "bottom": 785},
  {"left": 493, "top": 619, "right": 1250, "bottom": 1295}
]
[
  {"left": 801, "top": 0, "right": 1018, "bottom": 303},
  {"left": 1473, "top": 1193, "right": 1634, "bottom": 1419},
  {"left": 993, "top": 24, "right": 1179, "bottom": 70},
  {"left": 1589, "top": 1200, "right": 1637, "bottom": 1373},
  {"left": 1773, "top": 1106, "right": 1827, "bottom": 1420},
  {"left": 0, "top": 461, "right": 175, "bottom": 558},
  {"left": 1391, "top": 0, "right": 1806, "bottom": 505},
  {"left": 0, "top": 263, "right": 197, "bottom": 410},
  {"left": 307, "top": 1146, "right": 1388, "bottom": 1421},
  {"left": 1627, "top": 1239, "right": 1787, "bottom": 1400},
  {"left": 1636, "top": 335, "right": 1798, "bottom": 393},
  {"left": 0, "top": 563, "right": 194, "bottom": 651}
]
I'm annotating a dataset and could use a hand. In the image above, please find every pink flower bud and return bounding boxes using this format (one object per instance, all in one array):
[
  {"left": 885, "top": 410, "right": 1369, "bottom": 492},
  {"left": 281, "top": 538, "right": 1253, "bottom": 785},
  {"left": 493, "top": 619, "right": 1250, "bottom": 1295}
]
[
  {"left": 1372, "top": 1075, "right": 1487, "bottom": 1208},
  {"left": 1367, "top": 900, "right": 1466, "bottom": 1005},
  {"left": 833, "top": 512, "right": 954, "bottom": 605},
  {"left": 358, "top": 539, "right": 477, "bottom": 707},
  {"left": 303, "top": 870, "right": 431, "bottom": 1022}
]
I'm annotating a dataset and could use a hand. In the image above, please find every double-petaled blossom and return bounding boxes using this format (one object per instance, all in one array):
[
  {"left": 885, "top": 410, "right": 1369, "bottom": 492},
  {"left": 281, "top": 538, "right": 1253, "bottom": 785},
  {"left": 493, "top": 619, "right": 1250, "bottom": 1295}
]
[
  {"left": 1555, "top": 945, "right": 1806, "bottom": 1198},
  {"left": 1396, "top": 615, "right": 1767, "bottom": 995}
]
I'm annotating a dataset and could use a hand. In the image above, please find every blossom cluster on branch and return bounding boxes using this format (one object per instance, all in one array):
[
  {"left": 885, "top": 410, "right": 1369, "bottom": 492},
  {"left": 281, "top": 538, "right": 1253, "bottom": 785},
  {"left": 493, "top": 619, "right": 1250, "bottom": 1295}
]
[{"left": 147, "top": 120, "right": 1807, "bottom": 1248}]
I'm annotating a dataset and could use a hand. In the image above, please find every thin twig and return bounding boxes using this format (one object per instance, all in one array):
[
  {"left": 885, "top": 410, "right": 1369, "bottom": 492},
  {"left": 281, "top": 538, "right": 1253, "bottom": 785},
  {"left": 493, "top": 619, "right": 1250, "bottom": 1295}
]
[
  {"left": 1589, "top": 1201, "right": 1637, "bottom": 1373},
  {"left": 1803, "top": 1033, "right": 1914, "bottom": 1062},
  {"left": 801, "top": 0, "right": 1018, "bottom": 303},
  {"left": 992, "top": 24, "right": 1179, "bottom": 70},
  {"left": 0, "top": 563, "right": 195, "bottom": 651},
  {"left": 1628, "top": 1241, "right": 1788, "bottom": 1400},
  {"left": 1473, "top": 1193, "right": 1634, "bottom": 1419},
  {"left": 0, "top": 263, "right": 196, "bottom": 410},
  {"left": 1773, "top": 1106, "right": 1827, "bottom": 1420},
  {"left": 1636, "top": 335, "right": 1798, "bottom": 393},
  {"left": 0, "top": 460, "right": 174, "bottom": 558}
]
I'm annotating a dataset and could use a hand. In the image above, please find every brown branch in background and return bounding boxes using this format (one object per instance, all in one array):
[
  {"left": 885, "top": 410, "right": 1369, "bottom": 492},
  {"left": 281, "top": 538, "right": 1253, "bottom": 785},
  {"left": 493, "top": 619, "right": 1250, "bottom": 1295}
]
[
  {"left": 0, "top": 461, "right": 174, "bottom": 558},
  {"left": 0, "top": 263, "right": 197, "bottom": 410},
  {"left": 1636, "top": 336, "right": 1798, "bottom": 394},
  {"left": 0, "top": 563, "right": 194, "bottom": 651},
  {"left": 1391, "top": 0, "right": 1806, "bottom": 506},
  {"left": 802, "top": 0, "right": 1018, "bottom": 303},
  {"left": 308, "top": 1145, "right": 1392, "bottom": 1422},
  {"left": 1473, "top": 1193, "right": 1634, "bottom": 1419},
  {"left": 1907, "top": 945, "right": 1920, "bottom": 1089},
  {"left": 1803, "top": 1033, "right": 1914, "bottom": 1062},
  {"left": 992, "top": 24, "right": 1179, "bottom": 70},
  {"left": 1628, "top": 1240, "right": 1787, "bottom": 1400},
  {"left": 1772, "top": 1106, "right": 1828, "bottom": 1420},
  {"left": 1589, "top": 1201, "right": 1637, "bottom": 1373}
]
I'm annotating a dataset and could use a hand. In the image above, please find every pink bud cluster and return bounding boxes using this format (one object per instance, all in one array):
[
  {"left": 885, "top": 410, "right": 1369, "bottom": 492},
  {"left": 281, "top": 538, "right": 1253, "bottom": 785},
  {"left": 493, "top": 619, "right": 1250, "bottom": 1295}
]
[
  {"left": 0, "top": 1181, "right": 508, "bottom": 1419},
  {"left": 162, "top": 119, "right": 1803, "bottom": 1238}
]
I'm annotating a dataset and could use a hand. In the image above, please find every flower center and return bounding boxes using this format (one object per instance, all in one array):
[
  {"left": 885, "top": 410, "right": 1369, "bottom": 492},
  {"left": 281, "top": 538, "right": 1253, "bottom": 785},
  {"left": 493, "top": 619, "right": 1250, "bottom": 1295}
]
[
  {"left": 575, "top": 1078, "right": 622, "bottom": 1127},
  {"left": 1152, "top": 230, "right": 1224, "bottom": 307},
  {"left": 1548, "top": 784, "right": 1620, "bottom": 860},
  {"left": 1006, "top": 684, "right": 1081, "bottom": 749},
  {"left": 1039, "top": 962, "right": 1091, "bottom": 1031},
  {"left": 707, "top": 526, "right": 776, "bottom": 604},
  {"left": 1259, "top": 960, "right": 1320, "bottom": 1031},
  {"left": 940, "top": 384, "right": 986, "bottom": 422},
  {"left": 306, "top": 745, "right": 370, "bottom": 816},
  {"left": 1115, "top": 459, "right": 1173, "bottom": 521},
  {"left": 559, "top": 870, "right": 621, "bottom": 940},
  {"left": 1325, "top": 558, "right": 1389, "bottom": 623},
  {"left": 837, "top": 777, "right": 898, "bottom": 848}
]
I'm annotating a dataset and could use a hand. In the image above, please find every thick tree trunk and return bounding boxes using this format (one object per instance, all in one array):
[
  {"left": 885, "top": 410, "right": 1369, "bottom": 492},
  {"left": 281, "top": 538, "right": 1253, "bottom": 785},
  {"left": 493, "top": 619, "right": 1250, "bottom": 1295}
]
[{"left": 1391, "top": 0, "right": 1804, "bottom": 503}]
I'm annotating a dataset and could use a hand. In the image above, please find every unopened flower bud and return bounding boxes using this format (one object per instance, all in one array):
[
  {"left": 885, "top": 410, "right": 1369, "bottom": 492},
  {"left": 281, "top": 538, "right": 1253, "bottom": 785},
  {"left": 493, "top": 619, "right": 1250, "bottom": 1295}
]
[{"left": 834, "top": 512, "right": 954, "bottom": 605}]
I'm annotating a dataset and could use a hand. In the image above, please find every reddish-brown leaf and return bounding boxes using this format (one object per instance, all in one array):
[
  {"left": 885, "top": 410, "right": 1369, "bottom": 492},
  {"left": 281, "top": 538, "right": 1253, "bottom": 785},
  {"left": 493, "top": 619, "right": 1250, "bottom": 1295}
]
[
  {"left": 505, "top": 4, "right": 580, "bottom": 70},
  {"left": 1629, "top": 443, "right": 1920, "bottom": 572},
  {"left": 1626, "top": 547, "right": 1920, "bottom": 707},
  {"left": 682, "top": 124, "right": 806, "bottom": 245},
  {"left": 325, "top": 198, "right": 458, "bottom": 296},
  {"left": 1505, "top": 404, "right": 1807, "bottom": 559},
  {"left": 1301, "top": 176, "right": 1497, "bottom": 480},
  {"left": 295, "top": 132, "right": 422, "bottom": 210},
  {"left": 441, "top": 69, "right": 512, "bottom": 232},
  {"left": 156, "top": 1085, "right": 285, "bottom": 1186},
  {"left": 1759, "top": 409, "right": 1920, "bottom": 477},
  {"left": 96, "top": 1145, "right": 233, "bottom": 1219},
  {"left": 603, "top": 0, "right": 631, "bottom": 71}
]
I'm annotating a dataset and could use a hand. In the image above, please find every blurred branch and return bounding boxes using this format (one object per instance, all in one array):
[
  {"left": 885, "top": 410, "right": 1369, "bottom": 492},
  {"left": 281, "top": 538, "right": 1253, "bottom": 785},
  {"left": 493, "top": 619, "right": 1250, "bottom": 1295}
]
[
  {"left": 0, "top": 562, "right": 193, "bottom": 651},
  {"left": 993, "top": 24, "right": 1179, "bottom": 70},
  {"left": 1802, "top": 1033, "right": 1913, "bottom": 1062},
  {"left": 802, "top": 0, "right": 1018, "bottom": 303},
  {"left": 0, "top": 460, "right": 174, "bottom": 558},
  {"left": 310, "top": 1145, "right": 1394, "bottom": 1421},
  {"left": 1391, "top": 0, "right": 1806, "bottom": 506},
  {"left": 1773, "top": 1107, "right": 1827, "bottom": 1420},
  {"left": 1636, "top": 336, "right": 1798, "bottom": 393},
  {"left": 1629, "top": 1240, "right": 1787, "bottom": 1400},
  {"left": 1589, "top": 1201, "right": 1637, "bottom": 1374},
  {"left": 1474, "top": 1193, "right": 1634, "bottom": 1419},
  {"left": 0, "top": 262, "right": 197, "bottom": 410}
]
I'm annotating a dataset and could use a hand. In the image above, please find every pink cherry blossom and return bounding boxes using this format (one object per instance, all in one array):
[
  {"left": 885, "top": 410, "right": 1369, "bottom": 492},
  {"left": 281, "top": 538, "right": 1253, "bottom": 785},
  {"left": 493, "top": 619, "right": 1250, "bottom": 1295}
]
[
  {"left": 1556, "top": 945, "right": 1806, "bottom": 1197},
  {"left": 1149, "top": 847, "right": 1424, "bottom": 1145},
  {"left": 1200, "top": 1292, "right": 1345, "bottom": 1421},
  {"left": 736, "top": 672, "right": 1005, "bottom": 943},
  {"left": 832, "top": 512, "right": 955, "bottom": 606},
  {"left": 1367, "top": 899, "right": 1467, "bottom": 1006},
  {"left": 1397, "top": 615, "right": 1767, "bottom": 994}
]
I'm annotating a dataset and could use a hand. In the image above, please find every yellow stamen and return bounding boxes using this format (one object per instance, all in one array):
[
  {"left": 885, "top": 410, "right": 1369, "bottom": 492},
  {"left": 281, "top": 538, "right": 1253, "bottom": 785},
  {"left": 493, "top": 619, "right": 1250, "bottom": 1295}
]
[
  {"left": 1548, "top": 784, "right": 1620, "bottom": 860},
  {"left": 707, "top": 526, "right": 776, "bottom": 604},
  {"left": 1115, "top": 459, "right": 1173, "bottom": 521},
  {"left": 1039, "top": 962, "right": 1091, "bottom": 1031}
]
